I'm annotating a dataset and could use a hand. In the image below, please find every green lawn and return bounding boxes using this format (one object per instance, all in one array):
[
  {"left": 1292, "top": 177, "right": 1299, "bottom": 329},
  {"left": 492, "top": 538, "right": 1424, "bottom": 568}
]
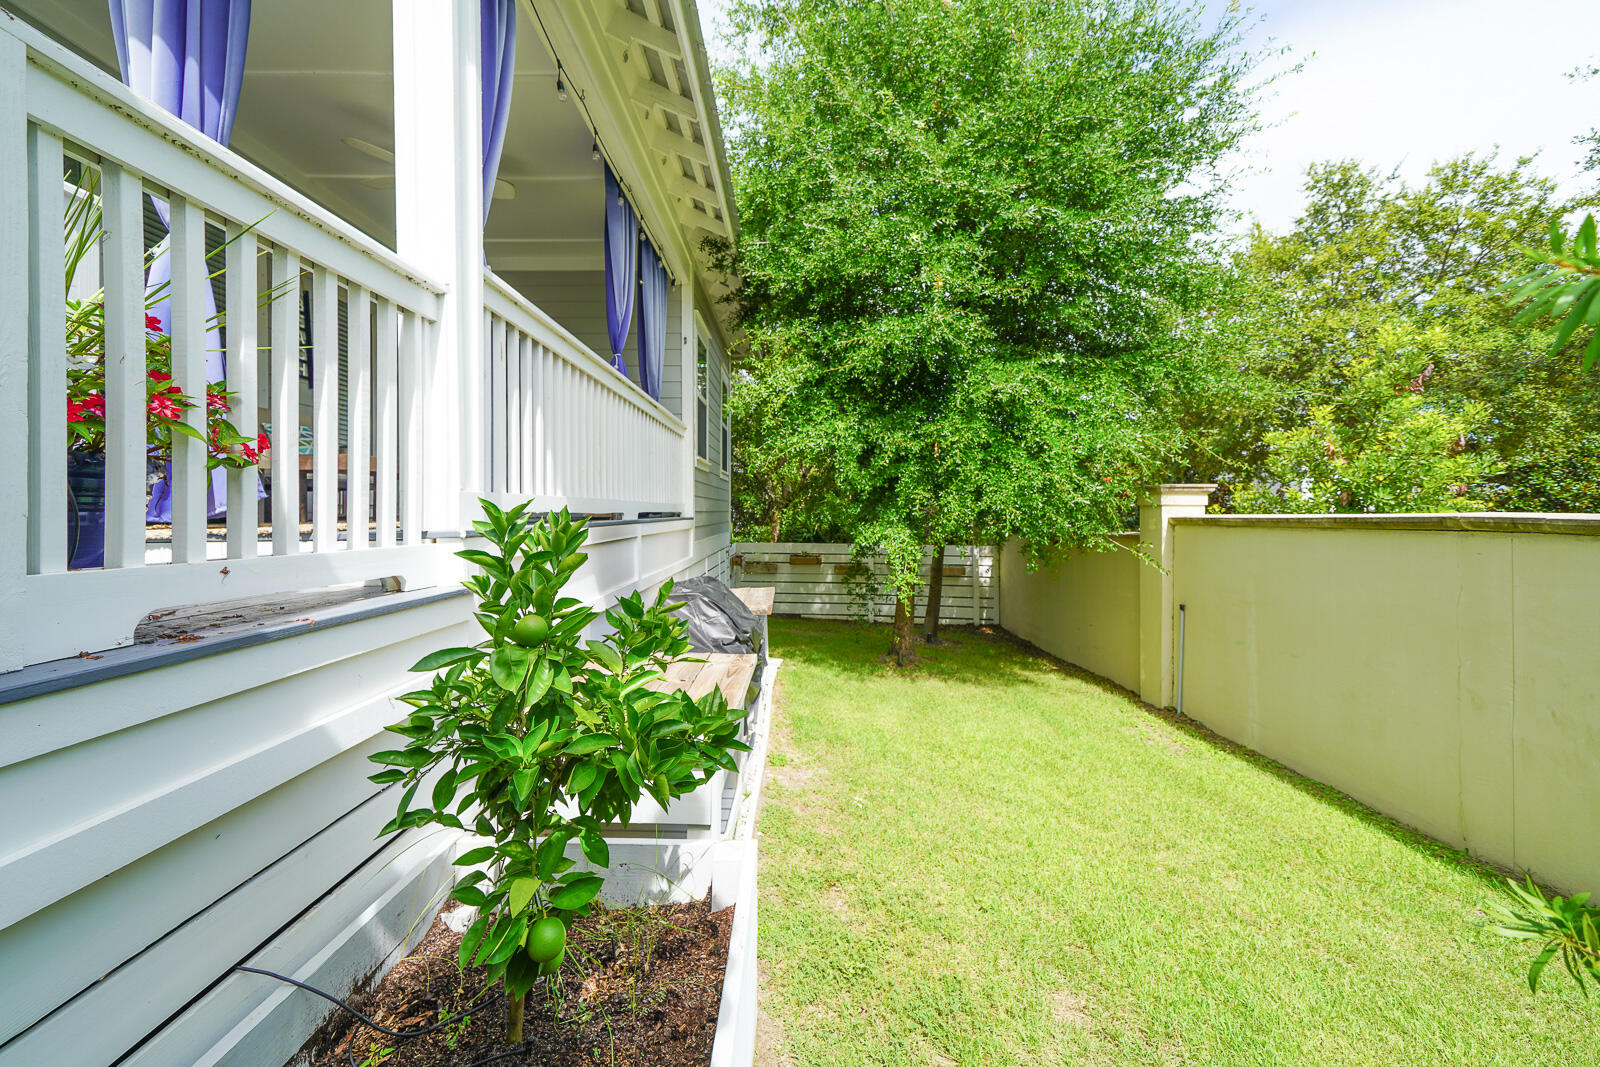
[{"left": 754, "top": 618, "right": 1600, "bottom": 1067}]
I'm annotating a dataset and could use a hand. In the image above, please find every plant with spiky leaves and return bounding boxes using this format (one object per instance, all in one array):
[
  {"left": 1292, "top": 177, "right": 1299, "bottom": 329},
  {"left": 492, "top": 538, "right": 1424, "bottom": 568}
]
[
  {"left": 369, "top": 501, "right": 748, "bottom": 1044},
  {"left": 1495, "top": 876, "right": 1600, "bottom": 997}
]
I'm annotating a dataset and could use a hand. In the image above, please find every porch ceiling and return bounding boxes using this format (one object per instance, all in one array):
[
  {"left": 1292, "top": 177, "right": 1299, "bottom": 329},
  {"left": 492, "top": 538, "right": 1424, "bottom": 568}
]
[{"left": 3, "top": 0, "right": 605, "bottom": 267}]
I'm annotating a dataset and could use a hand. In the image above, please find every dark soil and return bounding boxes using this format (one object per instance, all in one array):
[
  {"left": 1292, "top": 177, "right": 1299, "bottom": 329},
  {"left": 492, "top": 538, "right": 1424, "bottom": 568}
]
[{"left": 304, "top": 897, "right": 733, "bottom": 1067}]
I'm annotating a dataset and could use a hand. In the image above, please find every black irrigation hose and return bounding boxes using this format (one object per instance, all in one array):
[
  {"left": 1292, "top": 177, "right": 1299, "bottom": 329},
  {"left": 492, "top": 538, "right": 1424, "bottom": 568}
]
[{"left": 231, "top": 965, "right": 530, "bottom": 1067}]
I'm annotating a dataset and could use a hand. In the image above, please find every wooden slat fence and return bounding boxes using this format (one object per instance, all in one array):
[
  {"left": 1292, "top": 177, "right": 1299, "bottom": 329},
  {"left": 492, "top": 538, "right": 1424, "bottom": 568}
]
[{"left": 732, "top": 542, "right": 997, "bottom": 624}]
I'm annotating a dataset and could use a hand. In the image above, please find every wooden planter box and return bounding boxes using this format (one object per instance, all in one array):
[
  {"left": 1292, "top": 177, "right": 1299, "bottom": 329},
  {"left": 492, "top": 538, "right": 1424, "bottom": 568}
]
[
  {"left": 788, "top": 554, "right": 823, "bottom": 566},
  {"left": 743, "top": 561, "right": 778, "bottom": 575},
  {"left": 730, "top": 554, "right": 743, "bottom": 568}
]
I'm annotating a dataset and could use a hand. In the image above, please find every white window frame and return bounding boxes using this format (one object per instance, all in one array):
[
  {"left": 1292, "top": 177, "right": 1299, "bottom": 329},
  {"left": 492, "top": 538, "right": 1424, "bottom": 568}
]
[
  {"left": 720, "top": 370, "right": 731, "bottom": 476},
  {"left": 694, "top": 313, "right": 711, "bottom": 468}
]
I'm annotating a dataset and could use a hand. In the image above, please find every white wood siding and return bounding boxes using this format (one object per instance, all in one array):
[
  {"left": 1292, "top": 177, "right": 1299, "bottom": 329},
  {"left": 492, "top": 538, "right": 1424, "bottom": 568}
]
[
  {"left": 0, "top": 594, "right": 474, "bottom": 1065},
  {"left": 733, "top": 543, "right": 998, "bottom": 624}
]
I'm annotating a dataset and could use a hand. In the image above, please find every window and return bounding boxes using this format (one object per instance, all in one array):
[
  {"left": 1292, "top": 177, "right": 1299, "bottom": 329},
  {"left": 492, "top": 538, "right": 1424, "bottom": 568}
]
[
  {"left": 721, "top": 372, "right": 731, "bottom": 474},
  {"left": 696, "top": 335, "right": 709, "bottom": 462}
]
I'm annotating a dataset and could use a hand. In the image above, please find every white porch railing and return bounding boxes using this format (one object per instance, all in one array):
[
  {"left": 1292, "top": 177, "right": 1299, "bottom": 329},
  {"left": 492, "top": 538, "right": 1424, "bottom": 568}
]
[
  {"left": 482, "top": 270, "right": 687, "bottom": 516},
  {"left": 0, "top": 20, "right": 448, "bottom": 671}
]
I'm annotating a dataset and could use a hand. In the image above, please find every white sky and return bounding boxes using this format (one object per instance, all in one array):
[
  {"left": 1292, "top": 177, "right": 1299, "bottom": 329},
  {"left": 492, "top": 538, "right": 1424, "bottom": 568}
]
[{"left": 696, "top": 0, "right": 1600, "bottom": 234}]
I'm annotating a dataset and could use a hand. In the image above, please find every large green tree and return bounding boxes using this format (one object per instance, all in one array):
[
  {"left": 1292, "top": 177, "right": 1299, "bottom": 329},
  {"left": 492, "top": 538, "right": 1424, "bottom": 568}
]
[
  {"left": 1190, "top": 155, "right": 1600, "bottom": 512},
  {"left": 717, "top": 0, "right": 1264, "bottom": 661}
]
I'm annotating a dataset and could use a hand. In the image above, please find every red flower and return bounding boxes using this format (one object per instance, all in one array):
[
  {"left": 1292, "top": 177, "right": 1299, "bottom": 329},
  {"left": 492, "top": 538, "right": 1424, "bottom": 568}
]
[
  {"left": 164, "top": 385, "right": 184, "bottom": 395},
  {"left": 67, "top": 399, "right": 87, "bottom": 423},
  {"left": 206, "top": 391, "right": 230, "bottom": 411},
  {"left": 148, "top": 394, "right": 184, "bottom": 420},
  {"left": 256, "top": 432, "right": 271, "bottom": 453},
  {"left": 80, "top": 393, "right": 105, "bottom": 417},
  {"left": 148, "top": 369, "right": 172, "bottom": 382},
  {"left": 145, "top": 315, "right": 163, "bottom": 333},
  {"left": 238, "top": 443, "right": 260, "bottom": 463}
]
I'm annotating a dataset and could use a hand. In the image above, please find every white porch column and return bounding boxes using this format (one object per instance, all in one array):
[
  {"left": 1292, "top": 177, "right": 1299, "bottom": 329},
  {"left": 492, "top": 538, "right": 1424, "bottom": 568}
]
[
  {"left": 1138, "top": 483, "right": 1214, "bottom": 709},
  {"left": 0, "top": 29, "right": 29, "bottom": 670},
  {"left": 392, "top": 0, "right": 484, "bottom": 535}
]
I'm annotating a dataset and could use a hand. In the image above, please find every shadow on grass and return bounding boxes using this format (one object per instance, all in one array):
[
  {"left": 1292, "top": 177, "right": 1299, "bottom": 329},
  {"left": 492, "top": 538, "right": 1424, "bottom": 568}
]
[
  {"left": 771, "top": 615, "right": 1521, "bottom": 898},
  {"left": 768, "top": 615, "right": 1063, "bottom": 689}
]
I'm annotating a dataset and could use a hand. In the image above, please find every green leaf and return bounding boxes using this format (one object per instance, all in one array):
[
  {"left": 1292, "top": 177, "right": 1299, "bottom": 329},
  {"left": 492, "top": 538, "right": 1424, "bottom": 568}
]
[
  {"left": 548, "top": 874, "right": 604, "bottom": 911},
  {"left": 1550, "top": 284, "right": 1600, "bottom": 354},
  {"left": 368, "top": 748, "right": 433, "bottom": 768},
  {"left": 431, "top": 769, "right": 458, "bottom": 812},
  {"left": 579, "top": 829, "right": 610, "bottom": 868},
  {"left": 410, "top": 647, "right": 481, "bottom": 672},
  {"left": 454, "top": 845, "right": 497, "bottom": 866},
  {"left": 368, "top": 769, "right": 406, "bottom": 784},
  {"left": 1529, "top": 944, "right": 1559, "bottom": 994},
  {"left": 526, "top": 658, "right": 556, "bottom": 704},
  {"left": 456, "top": 548, "right": 507, "bottom": 574},
  {"left": 480, "top": 913, "right": 529, "bottom": 967},
  {"left": 567, "top": 762, "right": 598, "bottom": 795},
  {"left": 512, "top": 767, "right": 537, "bottom": 808},
  {"left": 587, "top": 641, "right": 624, "bottom": 673},
  {"left": 458, "top": 914, "right": 490, "bottom": 969},
  {"left": 504, "top": 948, "right": 543, "bottom": 1000},
  {"left": 490, "top": 646, "right": 531, "bottom": 691},
  {"left": 1584, "top": 329, "right": 1600, "bottom": 370},
  {"left": 449, "top": 884, "right": 488, "bottom": 907},
  {"left": 563, "top": 734, "right": 619, "bottom": 756},
  {"left": 535, "top": 829, "right": 573, "bottom": 879},
  {"left": 506, "top": 876, "right": 539, "bottom": 916}
]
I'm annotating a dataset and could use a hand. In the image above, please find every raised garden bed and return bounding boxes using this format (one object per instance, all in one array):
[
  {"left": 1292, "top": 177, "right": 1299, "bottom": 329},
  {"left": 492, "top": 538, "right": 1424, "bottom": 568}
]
[
  {"left": 289, "top": 839, "right": 757, "bottom": 1067},
  {"left": 310, "top": 897, "right": 731, "bottom": 1067}
]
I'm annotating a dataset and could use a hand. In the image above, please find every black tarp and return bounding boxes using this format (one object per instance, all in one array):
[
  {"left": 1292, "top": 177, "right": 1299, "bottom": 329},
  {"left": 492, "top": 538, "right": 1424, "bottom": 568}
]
[{"left": 673, "top": 575, "right": 764, "bottom": 659}]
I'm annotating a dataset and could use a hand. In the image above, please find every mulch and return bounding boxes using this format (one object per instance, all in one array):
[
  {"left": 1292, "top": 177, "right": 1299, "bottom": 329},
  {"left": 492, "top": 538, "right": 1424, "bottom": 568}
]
[{"left": 304, "top": 897, "right": 733, "bottom": 1067}]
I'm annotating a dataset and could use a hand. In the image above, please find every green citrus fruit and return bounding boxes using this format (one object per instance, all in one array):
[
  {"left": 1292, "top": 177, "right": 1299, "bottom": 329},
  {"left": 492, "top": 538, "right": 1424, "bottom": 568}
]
[
  {"left": 526, "top": 915, "right": 566, "bottom": 963},
  {"left": 510, "top": 615, "right": 550, "bottom": 647}
]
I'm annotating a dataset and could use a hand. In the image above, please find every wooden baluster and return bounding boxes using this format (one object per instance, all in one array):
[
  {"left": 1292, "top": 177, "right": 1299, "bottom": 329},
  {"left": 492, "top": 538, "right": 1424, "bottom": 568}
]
[
  {"left": 533, "top": 343, "right": 547, "bottom": 499},
  {"left": 374, "top": 297, "right": 398, "bottom": 548},
  {"left": 225, "top": 226, "right": 258, "bottom": 559},
  {"left": 25, "top": 126, "right": 65, "bottom": 573},
  {"left": 310, "top": 266, "right": 339, "bottom": 551},
  {"left": 489, "top": 314, "right": 507, "bottom": 494},
  {"left": 520, "top": 335, "right": 534, "bottom": 496},
  {"left": 269, "top": 248, "right": 300, "bottom": 555},
  {"left": 399, "top": 311, "right": 424, "bottom": 544},
  {"left": 100, "top": 161, "right": 145, "bottom": 570},
  {"left": 168, "top": 194, "right": 207, "bottom": 564},
  {"left": 346, "top": 284, "right": 371, "bottom": 549},
  {"left": 505, "top": 323, "right": 521, "bottom": 497}
]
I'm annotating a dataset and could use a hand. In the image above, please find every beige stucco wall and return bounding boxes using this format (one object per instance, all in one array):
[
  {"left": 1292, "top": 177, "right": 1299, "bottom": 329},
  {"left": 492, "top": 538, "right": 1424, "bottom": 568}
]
[
  {"left": 1171, "top": 517, "right": 1600, "bottom": 894},
  {"left": 999, "top": 537, "right": 1142, "bottom": 693}
]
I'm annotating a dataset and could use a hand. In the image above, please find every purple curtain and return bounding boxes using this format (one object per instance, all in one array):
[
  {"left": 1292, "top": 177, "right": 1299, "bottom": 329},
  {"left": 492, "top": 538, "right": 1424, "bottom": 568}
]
[
  {"left": 110, "top": 0, "right": 253, "bottom": 521},
  {"left": 637, "top": 239, "right": 666, "bottom": 400},
  {"left": 481, "top": 0, "right": 515, "bottom": 226},
  {"left": 603, "top": 163, "right": 638, "bottom": 377}
]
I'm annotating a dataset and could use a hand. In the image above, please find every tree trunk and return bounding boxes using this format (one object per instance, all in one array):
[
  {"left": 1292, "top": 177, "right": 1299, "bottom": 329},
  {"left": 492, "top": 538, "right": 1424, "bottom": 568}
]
[
  {"left": 505, "top": 988, "right": 525, "bottom": 1044},
  {"left": 922, "top": 543, "right": 946, "bottom": 642},
  {"left": 891, "top": 592, "right": 916, "bottom": 666}
]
